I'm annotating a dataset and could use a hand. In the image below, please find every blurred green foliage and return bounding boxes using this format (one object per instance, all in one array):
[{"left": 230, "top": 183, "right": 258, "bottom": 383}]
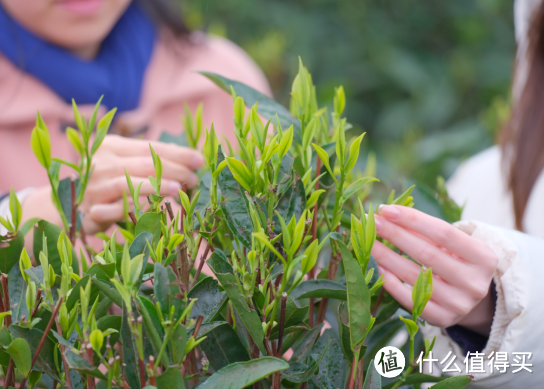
[{"left": 184, "top": 0, "right": 515, "bottom": 190}]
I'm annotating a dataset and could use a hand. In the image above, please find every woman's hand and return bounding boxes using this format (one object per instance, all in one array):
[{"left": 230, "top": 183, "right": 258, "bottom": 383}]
[
  {"left": 371, "top": 205, "right": 498, "bottom": 335},
  {"left": 23, "top": 135, "right": 204, "bottom": 235}
]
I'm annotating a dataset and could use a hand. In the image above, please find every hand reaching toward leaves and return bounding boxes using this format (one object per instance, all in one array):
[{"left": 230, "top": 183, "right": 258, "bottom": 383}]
[
  {"left": 371, "top": 205, "right": 498, "bottom": 335},
  {"left": 22, "top": 135, "right": 204, "bottom": 235}
]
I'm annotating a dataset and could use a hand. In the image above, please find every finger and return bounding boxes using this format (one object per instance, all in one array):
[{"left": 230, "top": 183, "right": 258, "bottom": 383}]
[
  {"left": 89, "top": 202, "right": 125, "bottom": 225},
  {"left": 102, "top": 135, "right": 205, "bottom": 169},
  {"left": 114, "top": 157, "right": 199, "bottom": 187},
  {"left": 378, "top": 265, "right": 455, "bottom": 328},
  {"left": 377, "top": 205, "right": 492, "bottom": 264},
  {"left": 88, "top": 176, "right": 182, "bottom": 203},
  {"left": 372, "top": 241, "right": 473, "bottom": 314},
  {"left": 374, "top": 215, "right": 470, "bottom": 282}
]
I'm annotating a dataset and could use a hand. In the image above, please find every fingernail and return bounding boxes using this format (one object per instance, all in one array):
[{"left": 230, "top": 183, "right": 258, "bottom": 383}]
[
  {"left": 374, "top": 216, "right": 383, "bottom": 232},
  {"left": 378, "top": 265, "right": 386, "bottom": 275},
  {"left": 169, "top": 181, "right": 182, "bottom": 194},
  {"left": 192, "top": 153, "right": 205, "bottom": 168},
  {"left": 378, "top": 204, "right": 401, "bottom": 220}
]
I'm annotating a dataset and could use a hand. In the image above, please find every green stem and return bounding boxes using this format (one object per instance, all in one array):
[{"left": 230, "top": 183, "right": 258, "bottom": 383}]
[
  {"left": 390, "top": 365, "right": 414, "bottom": 389},
  {"left": 409, "top": 335, "right": 414, "bottom": 363}
]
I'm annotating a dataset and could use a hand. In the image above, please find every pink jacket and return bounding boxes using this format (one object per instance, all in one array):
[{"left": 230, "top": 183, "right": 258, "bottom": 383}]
[{"left": 0, "top": 33, "right": 271, "bottom": 193}]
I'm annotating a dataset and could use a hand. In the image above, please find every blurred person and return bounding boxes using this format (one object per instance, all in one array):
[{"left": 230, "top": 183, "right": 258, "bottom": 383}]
[
  {"left": 0, "top": 0, "right": 269, "bottom": 235},
  {"left": 371, "top": 0, "right": 544, "bottom": 387}
]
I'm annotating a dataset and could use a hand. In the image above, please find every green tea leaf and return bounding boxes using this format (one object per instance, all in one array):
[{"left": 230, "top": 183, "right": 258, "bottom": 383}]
[
  {"left": 412, "top": 267, "right": 433, "bottom": 321},
  {"left": 338, "top": 242, "right": 371, "bottom": 351},
  {"left": 308, "top": 329, "right": 347, "bottom": 389},
  {"left": 345, "top": 133, "right": 365, "bottom": 173},
  {"left": 156, "top": 366, "right": 186, "bottom": 389},
  {"left": 428, "top": 375, "right": 472, "bottom": 389},
  {"left": 30, "top": 126, "right": 51, "bottom": 168},
  {"left": 381, "top": 375, "right": 445, "bottom": 389},
  {"left": 290, "top": 323, "right": 324, "bottom": 362},
  {"left": 342, "top": 177, "right": 379, "bottom": 203},
  {"left": 208, "top": 249, "right": 265, "bottom": 354},
  {"left": 10, "top": 325, "right": 60, "bottom": 380},
  {"left": 187, "top": 277, "right": 227, "bottom": 324},
  {"left": 4, "top": 338, "right": 32, "bottom": 378},
  {"left": 65, "top": 349, "right": 107, "bottom": 380},
  {"left": 92, "top": 279, "right": 123, "bottom": 308},
  {"left": 363, "top": 361, "right": 382, "bottom": 389},
  {"left": 199, "top": 322, "right": 250, "bottom": 371},
  {"left": 198, "top": 357, "right": 289, "bottom": 389},
  {"left": 154, "top": 262, "right": 170, "bottom": 315},
  {"left": 121, "top": 302, "right": 141, "bottom": 389},
  {"left": 399, "top": 316, "right": 419, "bottom": 340},
  {"left": 199, "top": 72, "right": 301, "bottom": 143},
  {"left": 0, "top": 231, "right": 23, "bottom": 275},
  {"left": 33, "top": 220, "right": 79, "bottom": 276},
  {"left": 290, "top": 279, "right": 347, "bottom": 301},
  {"left": 135, "top": 212, "right": 162, "bottom": 246},
  {"left": 225, "top": 157, "right": 253, "bottom": 192},
  {"left": 91, "top": 108, "right": 117, "bottom": 155},
  {"left": 281, "top": 340, "right": 330, "bottom": 383},
  {"left": 8, "top": 188, "right": 22, "bottom": 232},
  {"left": 312, "top": 144, "right": 335, "bottom": 185}
]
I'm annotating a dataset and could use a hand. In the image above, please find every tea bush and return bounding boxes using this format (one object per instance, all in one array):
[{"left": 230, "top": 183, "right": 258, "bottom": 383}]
[{"left": 0, "top": 60, "right": 468, "bottom": 389}]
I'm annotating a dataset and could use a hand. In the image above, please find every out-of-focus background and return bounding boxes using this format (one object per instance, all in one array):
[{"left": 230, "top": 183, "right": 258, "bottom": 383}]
[{"left": 184, "top": 0, "right": 514, "bottom": 190}]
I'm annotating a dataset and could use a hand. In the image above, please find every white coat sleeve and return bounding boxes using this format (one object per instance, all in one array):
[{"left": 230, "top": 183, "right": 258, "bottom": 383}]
[{"left": 421, "top": 220, "right": 544, "bottom": 388}]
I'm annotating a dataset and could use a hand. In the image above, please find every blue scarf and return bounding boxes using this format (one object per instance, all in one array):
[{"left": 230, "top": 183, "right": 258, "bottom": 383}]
[{"left": 0, "top": 3, "right": 156, "bottom": 112}]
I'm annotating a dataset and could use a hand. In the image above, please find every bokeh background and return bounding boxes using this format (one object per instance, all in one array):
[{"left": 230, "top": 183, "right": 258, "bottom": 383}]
[{"left": 184, "top": 0, "right": 515, "bottom": 191}]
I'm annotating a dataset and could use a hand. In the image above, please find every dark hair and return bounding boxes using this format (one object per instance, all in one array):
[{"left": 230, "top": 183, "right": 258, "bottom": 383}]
[
  {"left": 500, "top": 2, "right": 544, "bottom": 230},
  {"left": 135, "top": 0, "right": 190, "bottom": 38}
]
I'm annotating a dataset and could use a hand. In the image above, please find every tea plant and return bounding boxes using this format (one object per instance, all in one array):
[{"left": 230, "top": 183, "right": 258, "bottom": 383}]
[{"left": 0, "top": 60, "right": 470, "bottom": 389}]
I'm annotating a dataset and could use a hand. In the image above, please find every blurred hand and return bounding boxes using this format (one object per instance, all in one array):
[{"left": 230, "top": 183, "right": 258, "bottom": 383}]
[
  {"left": 371, "top": 205, "right": 498, "bottom": 335},
  {"left": 23, "top": 135, "right": 204, "bottom": 235}
]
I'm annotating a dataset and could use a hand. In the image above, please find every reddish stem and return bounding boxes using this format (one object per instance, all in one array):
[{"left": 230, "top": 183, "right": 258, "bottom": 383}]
[
  {"left": 128, "top": 211, "right": 138, "bottom": 226},
  {"left": 149, "top": 356, "right": 156, "bottom": 386},
  {"left": 276, "top": 293, "right": 288, "bottom": 357},
  {"left": 193, "top": 315, "right": 204, "bottom": 339},
  {"left": 139, "top": 357, "right": 146, "bottom": 387},
  {"left": 164, "top": 201, "right": 175, "bottom": 221},
  {"left": 31, "top": 289, "right": 43, "bottom": 319},
  {"left": 19, "top": 297, "right": 64, "bottom": 389},
  {"left": 190, "top": 243, "right": 212, "bottom": 289},
  {"left": 55, "top": 317, "right": 73, "bottom": 389}
]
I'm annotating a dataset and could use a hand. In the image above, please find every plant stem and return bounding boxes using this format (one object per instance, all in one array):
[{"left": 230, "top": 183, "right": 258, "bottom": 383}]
[
  {"left": 30, "top": 290, "right": 43, "bottom": 320},
  {"left": 55, "top": 317, "right": 73, "bottom": 389},
  {"left": 355, "top": 358, "right": 364, "bottom": 389},
  {"left": 371, "top": 288, "right": 385, "bottom": 316},
  {"left": 84, "top": 345, "right": 97, "bottom": 389},
  {"left": 308, "top": 159, "right": 322, "bottom": 329},
  {"left": 193, "top": 315, "right": 204, "bottom": 338},
  {"left": 128, "top": 211, "right": 138, "bottom": 225},
  {"left": 276, "top": 293, "right": 288, "bottom": 357},
  {"left": 149, "top": 356, "right": 156, "bottom": 386},
  {"left": 1, "top": 274, "right": 11, "bottom": 327},
  {"left": 138, "top": 357, "right": 146, "bottom": 387},
  {"left": 347, "top": 353, "right": 356, "bottom": 389},
  {"left": 390, "top": 365, "right": 414, "bottom": 389},
  {"left": 5, "top": 359, "right": 14, "bottom": 388},
  {"left": 20, "top": 296, "right": 64, "bottom": 389},
  {"left": 1, "top": 274, "right": 14, "bottom": 388},
  {"left": 164, "top": 201, "right": 175, "bottom": 221},
  {"left": 316, "top": 250, "right": 341, "bottom": 324},
  {"left": 69, "top": 178, "right": 77, "bottom": 245}
]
